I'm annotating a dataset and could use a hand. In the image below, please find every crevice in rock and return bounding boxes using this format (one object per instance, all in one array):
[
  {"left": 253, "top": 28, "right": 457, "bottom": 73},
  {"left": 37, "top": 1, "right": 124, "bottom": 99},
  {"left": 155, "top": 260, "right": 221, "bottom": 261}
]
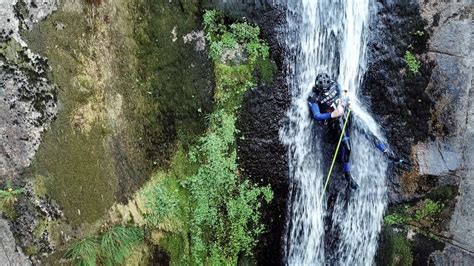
[{"left": 429, "top": 49, "right": 466, "bottom": 59}]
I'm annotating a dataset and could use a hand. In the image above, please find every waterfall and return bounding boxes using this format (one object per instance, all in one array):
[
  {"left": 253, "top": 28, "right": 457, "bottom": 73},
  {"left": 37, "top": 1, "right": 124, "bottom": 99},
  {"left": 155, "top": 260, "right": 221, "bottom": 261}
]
[{"left": 281, "top": 0, "right": 388, "bottom": 265}]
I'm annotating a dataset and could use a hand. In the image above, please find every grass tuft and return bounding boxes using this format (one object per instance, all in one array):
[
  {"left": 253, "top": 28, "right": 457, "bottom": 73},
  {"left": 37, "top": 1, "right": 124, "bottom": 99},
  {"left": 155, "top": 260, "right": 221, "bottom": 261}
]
[
  {"left": 65, "top": 226, "right": 143, "bottom": 266},
  {"left": 65, "top": 237, "right": 100, "bottom": 266}
]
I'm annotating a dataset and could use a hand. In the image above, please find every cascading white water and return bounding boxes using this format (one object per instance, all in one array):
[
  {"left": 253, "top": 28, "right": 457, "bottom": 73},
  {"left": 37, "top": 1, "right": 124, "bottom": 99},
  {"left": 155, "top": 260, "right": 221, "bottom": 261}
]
[{"left": 281, "top": 0, "right": 388, "bottom": 265}]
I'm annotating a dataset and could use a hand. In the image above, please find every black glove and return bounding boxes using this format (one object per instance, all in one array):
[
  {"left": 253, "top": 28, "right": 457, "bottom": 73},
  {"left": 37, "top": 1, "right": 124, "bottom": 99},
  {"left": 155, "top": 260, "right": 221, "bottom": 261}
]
[{"left": 384, "top": 151, "right": 404, "bottom": 164}]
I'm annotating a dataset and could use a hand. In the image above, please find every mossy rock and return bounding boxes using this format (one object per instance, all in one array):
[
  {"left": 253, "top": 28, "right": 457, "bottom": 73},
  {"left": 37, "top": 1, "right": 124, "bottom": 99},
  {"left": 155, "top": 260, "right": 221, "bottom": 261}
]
[{"left": 377, "top": 228, "right": 413, "bottom": 266}]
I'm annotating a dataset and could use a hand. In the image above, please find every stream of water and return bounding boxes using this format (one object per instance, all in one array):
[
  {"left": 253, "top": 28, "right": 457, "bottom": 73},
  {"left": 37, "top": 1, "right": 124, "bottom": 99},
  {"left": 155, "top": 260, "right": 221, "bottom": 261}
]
[{"left": 281, "top": 0, "right": 388, "bottom": 265}]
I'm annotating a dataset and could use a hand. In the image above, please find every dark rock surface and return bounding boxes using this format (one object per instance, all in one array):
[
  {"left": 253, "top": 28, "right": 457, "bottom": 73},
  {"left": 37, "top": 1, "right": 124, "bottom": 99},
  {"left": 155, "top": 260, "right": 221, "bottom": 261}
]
[
  {"left": 363, "top": 0, "right": 434, "bottom": 203},
  {"left": 205, "top": 1, "right": 290, "bottom": 265}
]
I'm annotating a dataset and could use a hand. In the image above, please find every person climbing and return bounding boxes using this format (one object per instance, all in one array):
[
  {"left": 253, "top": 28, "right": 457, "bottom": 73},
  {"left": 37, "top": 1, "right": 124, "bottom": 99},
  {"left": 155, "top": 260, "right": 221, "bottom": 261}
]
[{"left": 307, "top": 73, "right": 402, "bottom": 190}]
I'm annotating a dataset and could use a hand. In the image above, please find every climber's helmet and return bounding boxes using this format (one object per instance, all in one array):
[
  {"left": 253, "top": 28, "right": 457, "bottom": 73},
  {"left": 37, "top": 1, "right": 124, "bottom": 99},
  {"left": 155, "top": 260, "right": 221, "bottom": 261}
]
[{"left": 314, "top": 73, "right": 332, "bottom": 92}]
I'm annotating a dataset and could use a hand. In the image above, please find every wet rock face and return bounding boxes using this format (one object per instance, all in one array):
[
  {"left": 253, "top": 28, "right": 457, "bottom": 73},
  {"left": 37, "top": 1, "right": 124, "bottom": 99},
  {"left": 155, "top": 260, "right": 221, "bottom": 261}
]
[
  {"left": 205, "top": 1, "right": 290, "bottom": 264},
  {"left": 363, "top": 0, "right": 433, "bottom": 198},
  {"left": 367, "top": 0, "right": 473, "bottom": 264}
]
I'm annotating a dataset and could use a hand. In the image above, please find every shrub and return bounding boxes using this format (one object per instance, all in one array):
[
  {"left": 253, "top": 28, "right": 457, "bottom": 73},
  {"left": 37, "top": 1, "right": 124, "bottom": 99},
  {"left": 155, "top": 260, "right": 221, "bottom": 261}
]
[{"left": 404, "top": 51, "right": 420, "bottom": 74}]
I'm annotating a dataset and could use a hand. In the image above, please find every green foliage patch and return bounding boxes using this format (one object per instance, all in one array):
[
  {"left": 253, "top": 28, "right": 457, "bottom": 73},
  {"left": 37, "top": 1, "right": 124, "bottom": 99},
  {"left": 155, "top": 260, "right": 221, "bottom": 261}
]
[
  {"left": 203, "top": 9, "right": 269, "bottom": 64},
  {"left": 183, "top": 110, "right": 272, "bottom": 264},
  {"left": 142, "top": 177, "right": 180, "bottom": 226},
  {"left": 404, "top": 50, "right": 421, "bottom": 74},
  {"left": 383, "top": 199, "right": 443, "bottom": 226},
  {"left": 143, "top": 10, "right": 274, "bottom": 264}
]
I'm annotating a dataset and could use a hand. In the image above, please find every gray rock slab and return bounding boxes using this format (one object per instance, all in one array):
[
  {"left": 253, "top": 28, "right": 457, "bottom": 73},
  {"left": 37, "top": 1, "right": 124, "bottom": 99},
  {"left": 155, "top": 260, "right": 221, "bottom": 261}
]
[
  {"left": 431, "top": 244, "right": 474, "bottom": 266},
  {"left": 0, "top": 217, "right": 31, "bottom": 266},
  {"left": 416, "top": 140, "right": 462, "bottom": 176}
]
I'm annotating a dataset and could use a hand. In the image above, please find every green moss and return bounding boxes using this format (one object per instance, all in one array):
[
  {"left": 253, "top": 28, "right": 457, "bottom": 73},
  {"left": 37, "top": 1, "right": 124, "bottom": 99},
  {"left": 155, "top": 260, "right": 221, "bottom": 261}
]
[
  {"left": 389, "top": 232, "right": 413, "bottom": 266},
  {"left": 254, "top": 57, "right": 277, "bottom": 83},
  {"left": 160, "top": 231, "right": 191, "bottom": 265},
  {"left": 32, "top": 175, "right": 47, "bottom": 198},
  {"left": 428, "top": 185, "right": 458, "bottom": 202},
  {"left": 132, "top": 0, "right": 213, "bottom": 158},
  {"left": 22, "top": 0, "right": 211, "bottom": 228},
  {"left": 23, "top": 6, "right": 117, "bottom": 225}
]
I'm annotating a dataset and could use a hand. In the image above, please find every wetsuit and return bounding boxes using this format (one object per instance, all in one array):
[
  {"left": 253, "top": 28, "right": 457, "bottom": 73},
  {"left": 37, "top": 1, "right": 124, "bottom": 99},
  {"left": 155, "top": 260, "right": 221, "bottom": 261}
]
[
  {"left": 307, "top": 82, "right": 394, "bottom": 188},
  {"left": 308, "top": 82, "right": 353, "bottom": 179}
]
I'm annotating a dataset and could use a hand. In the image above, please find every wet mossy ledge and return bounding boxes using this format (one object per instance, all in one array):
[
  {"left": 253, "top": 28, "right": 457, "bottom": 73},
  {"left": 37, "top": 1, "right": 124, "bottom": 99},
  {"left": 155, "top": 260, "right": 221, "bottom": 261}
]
[
  {"left": 64, "top": 9, "right": 276, "bottom": 265},
  {"left": 377, "top": 185, "right": 458, "bottom": 265}
]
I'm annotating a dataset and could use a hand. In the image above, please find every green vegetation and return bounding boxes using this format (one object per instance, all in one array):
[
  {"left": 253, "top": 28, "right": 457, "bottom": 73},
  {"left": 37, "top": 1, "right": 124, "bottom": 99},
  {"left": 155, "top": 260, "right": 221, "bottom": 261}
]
[
  {"left": 384, "top": 212, "right": 409, "bottom": 226},
  {"left": 0, "top": 181, "right": 24, "bottom": 218},
  {"left": 388, "top": 231, "right": 413, "bottom": 266},
  {"left": 177, "top": 10, "right": 272, "bottom": 264},
  {"left": 184, "top": 111, "right": 272, "bottom": 264},
  {"left": 404, "top": 51, "right": 421, "bottom": 74},
  {"left": 65, "top": 226, "right": 144, "bottom": 266},
  {"left": 384, "top": 199, "right": 443, "bottom": 226},
  {"left": 65, "top": 237, "right": 100, "bottom": 266},
  {"left": 142, "top": 10, "right": 274, "bottom": 265},
  {"left": 63, "top": 7, "right": 273, "bottom": 266},
  {"left": 415, "top": 199, "right": 442, "bottom": 220}
]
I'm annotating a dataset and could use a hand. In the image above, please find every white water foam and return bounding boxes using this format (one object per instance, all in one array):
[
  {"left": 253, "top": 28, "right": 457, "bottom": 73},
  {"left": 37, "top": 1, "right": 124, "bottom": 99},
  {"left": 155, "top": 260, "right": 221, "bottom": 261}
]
[{"left": 281, "top": 1, "right": 388, "bottom": 265}]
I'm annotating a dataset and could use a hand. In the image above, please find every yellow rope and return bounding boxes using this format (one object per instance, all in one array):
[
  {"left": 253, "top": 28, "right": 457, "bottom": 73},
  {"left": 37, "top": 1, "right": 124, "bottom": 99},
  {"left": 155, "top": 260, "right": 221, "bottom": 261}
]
[{"left": 319, "top": 109, "right": 352, "bottom": 203}]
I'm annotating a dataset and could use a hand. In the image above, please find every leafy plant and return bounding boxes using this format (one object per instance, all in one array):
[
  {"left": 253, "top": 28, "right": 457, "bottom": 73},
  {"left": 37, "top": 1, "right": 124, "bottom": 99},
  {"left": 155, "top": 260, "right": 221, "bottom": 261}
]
[
  {"left": 0, "top": 182, "right": 24, "bottom": 218},
  {"left": 142, "top": 178, "right": 179, "bottom": 226},
  {"left": 184, "top": 111, "right": 273, "bottom": 264},
  {"left": 415, "top": 199, "right": 442, "bottom": 221},
  {"left": 384, "top": 213, "right": 409, "bottom": 225},
  {"left": 404, "top": 51, "right": 421, "bottom": 74},
  {"left": 384, "top": 199, "right": 443, "bottom": 227}
]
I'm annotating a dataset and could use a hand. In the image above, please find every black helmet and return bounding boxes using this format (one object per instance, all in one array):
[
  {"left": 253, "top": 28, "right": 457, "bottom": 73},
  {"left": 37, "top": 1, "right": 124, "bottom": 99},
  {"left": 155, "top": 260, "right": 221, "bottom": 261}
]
[{"left": 314, "top": 73, "right": 332, "bottom": 90}]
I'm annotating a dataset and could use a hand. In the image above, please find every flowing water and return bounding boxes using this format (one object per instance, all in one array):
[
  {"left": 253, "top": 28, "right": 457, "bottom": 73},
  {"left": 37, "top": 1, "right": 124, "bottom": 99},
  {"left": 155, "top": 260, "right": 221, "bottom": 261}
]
[{"left": 281, "top": 0, "right": 388, "bottom": 265}]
